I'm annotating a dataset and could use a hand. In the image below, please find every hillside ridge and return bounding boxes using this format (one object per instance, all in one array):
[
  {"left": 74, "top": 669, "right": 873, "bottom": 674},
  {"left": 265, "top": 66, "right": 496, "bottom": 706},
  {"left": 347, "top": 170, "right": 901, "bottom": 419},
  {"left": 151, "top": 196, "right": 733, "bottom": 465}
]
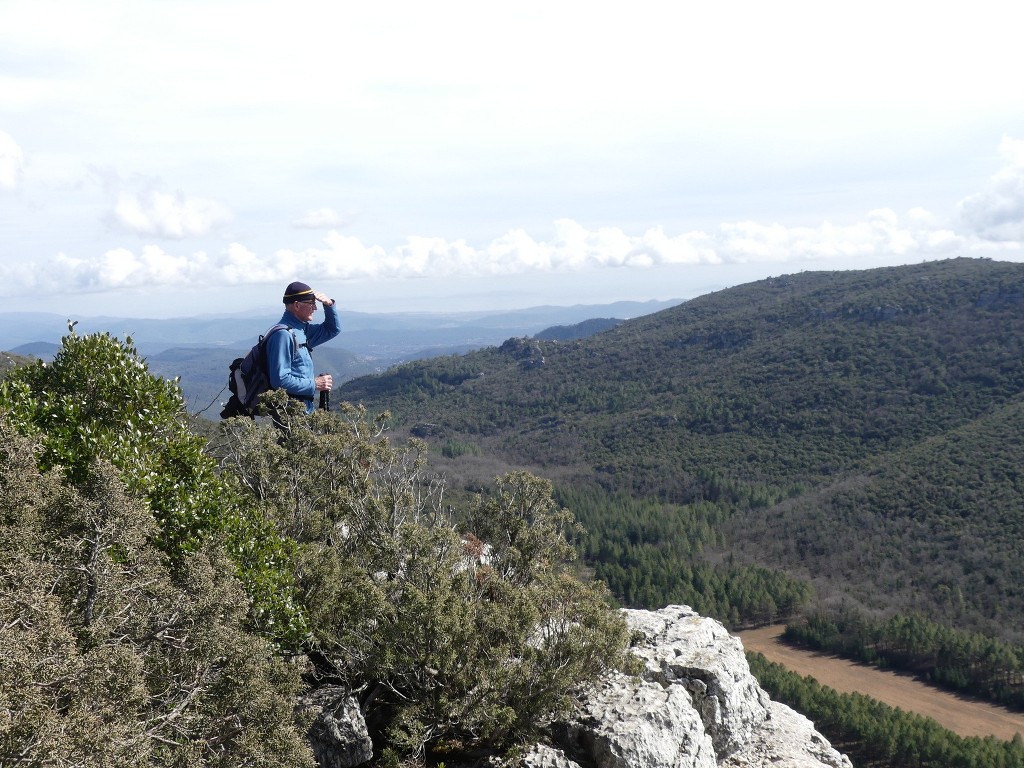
[{"left": 336, "top": 257, "right": 1024, "bottom": 638}]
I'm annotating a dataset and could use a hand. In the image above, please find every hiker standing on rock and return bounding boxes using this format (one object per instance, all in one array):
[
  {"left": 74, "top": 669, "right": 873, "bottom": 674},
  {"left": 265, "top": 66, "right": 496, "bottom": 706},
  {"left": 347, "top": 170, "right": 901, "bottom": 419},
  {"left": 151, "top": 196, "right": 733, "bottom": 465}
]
[{"left": 268, "top": 281, "right": 341, "bottom": 413}]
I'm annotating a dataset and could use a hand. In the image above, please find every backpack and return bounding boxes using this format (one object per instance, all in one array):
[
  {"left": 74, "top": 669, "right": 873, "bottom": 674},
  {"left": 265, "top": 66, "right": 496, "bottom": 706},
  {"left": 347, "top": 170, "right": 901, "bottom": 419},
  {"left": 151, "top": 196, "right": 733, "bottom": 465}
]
[{"left": 219, "top": 324, "right": 292, "bottom": 419}]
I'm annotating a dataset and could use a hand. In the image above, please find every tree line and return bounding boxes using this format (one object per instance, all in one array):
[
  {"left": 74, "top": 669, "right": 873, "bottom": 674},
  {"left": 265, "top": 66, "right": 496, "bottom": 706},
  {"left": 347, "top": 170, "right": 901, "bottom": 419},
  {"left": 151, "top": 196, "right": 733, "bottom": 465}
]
[
  {"left": 785, "top": 608, "right": 1024, "bottom": 710},
  {"left": 557, "top": 485, "right": 812, "bottom": 627},
  {"left": 749, "top": 652, "right": 1024, "bottom": 768}
]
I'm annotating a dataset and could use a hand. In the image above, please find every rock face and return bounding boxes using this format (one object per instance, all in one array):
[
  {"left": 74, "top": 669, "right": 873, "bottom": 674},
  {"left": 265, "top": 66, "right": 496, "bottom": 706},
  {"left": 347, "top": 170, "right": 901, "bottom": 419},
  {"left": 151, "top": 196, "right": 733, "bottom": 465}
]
[
  {"left": 296, "top": 686, "right": 374, "bottom": 768},
  {"left": 540, "top": 606, "right": 852, "bottom": 768},
  {"left": 302, "top": 606, "right": 851, "bottom": 768}
]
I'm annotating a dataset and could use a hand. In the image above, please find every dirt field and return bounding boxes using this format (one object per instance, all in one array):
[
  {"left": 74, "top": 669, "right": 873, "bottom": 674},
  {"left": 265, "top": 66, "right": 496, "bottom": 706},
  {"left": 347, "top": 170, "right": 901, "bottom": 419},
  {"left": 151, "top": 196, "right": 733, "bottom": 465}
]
[{"left": 738, "top": 625, "right": 1024, "bottom": 741}]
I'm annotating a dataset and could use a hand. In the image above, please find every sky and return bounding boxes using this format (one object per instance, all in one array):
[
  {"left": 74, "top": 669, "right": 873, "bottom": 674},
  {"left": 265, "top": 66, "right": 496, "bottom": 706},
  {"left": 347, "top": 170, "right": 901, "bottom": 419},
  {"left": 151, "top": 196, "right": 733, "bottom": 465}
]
[{"left": 2, "top": 0, "right": 1024, "bottom": 319}]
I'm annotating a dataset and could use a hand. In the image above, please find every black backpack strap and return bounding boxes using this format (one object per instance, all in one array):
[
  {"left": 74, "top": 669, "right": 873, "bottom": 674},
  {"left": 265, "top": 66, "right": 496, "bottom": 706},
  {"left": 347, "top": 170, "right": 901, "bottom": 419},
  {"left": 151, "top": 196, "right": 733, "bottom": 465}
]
[
  {"left": 263, "top": 323, "right": 290, "bottom": 340},
  {"left": 263, "top": 324, "right": 309, "bottom": 369},
  {"left": 258, "top": 324, "right": 292, "bottom": 373}
]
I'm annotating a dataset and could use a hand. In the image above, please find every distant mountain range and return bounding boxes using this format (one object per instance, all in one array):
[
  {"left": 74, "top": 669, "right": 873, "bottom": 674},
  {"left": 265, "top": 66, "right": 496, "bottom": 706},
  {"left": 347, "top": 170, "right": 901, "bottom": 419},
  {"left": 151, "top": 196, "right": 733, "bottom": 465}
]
[{"left": 0, "top": 299, "right": 681, "bottom": 415}]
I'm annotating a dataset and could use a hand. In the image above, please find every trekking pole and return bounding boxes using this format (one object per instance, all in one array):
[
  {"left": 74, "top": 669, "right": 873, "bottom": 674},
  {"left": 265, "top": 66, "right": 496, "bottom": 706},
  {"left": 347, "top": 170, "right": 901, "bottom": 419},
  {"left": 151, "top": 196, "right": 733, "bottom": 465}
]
[{"left": 319, "top": 373, "right": 330, "bottom": 411}]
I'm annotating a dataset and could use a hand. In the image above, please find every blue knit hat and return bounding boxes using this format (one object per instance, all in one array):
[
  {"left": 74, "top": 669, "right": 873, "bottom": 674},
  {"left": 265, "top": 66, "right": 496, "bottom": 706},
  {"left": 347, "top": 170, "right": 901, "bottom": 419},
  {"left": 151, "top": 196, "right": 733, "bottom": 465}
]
[{"left": 283, "top": 281, "right": 315, "bottom": 303}]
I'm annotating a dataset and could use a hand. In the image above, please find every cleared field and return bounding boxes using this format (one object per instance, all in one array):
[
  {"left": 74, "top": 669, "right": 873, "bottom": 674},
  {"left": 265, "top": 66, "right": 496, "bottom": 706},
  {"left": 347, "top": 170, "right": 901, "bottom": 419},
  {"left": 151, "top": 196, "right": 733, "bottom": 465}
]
[{"left": 738, "top": 625, "right": 1024, "bottom": 741}]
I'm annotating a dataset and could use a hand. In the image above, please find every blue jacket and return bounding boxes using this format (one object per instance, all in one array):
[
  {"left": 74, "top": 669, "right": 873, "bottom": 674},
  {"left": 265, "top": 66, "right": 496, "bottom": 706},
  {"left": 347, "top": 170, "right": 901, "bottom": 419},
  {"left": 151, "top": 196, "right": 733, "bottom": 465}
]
[{"left": 266, "top": 302, "right": 341, "bottom": 412}]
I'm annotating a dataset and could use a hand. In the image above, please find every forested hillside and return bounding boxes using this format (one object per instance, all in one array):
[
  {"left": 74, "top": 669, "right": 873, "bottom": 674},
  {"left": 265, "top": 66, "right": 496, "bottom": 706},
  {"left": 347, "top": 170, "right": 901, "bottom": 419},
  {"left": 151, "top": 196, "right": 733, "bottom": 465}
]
[
  {"left": 341, "top": 257, "right": 1024, "bottom": 493},
  {"left": 338, "top": 257, "right": 1024, "bottom": 642},
  {"left": 728, "top": 397, "right": 1024, "bottom": 638}
]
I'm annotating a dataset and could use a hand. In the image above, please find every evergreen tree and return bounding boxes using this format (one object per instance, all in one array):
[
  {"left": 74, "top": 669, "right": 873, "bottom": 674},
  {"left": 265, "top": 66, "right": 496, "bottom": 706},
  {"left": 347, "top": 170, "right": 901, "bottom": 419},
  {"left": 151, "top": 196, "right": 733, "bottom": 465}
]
[
  {"left": 0, "top": 325, "right": 307, "bottom": 646},
  {"left": 0, "top": 414, "right": 314, "bottom": 767},
  {"left": 217, "top": 399, "right": 636, "bottom": 758}
]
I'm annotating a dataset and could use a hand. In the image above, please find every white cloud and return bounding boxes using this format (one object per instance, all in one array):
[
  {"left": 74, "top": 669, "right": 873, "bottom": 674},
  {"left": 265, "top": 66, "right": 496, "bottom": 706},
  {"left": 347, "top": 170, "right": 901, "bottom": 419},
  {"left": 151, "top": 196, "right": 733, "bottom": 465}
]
[
  {"left": 0, "top": 131, "right": 25, "bottom": 189},
  {"left": 958, "top": 136, "right": 1024, "bottom": 242},
  {"left": 3, "top": 130, "right": 1023, "bottom": 301},
  {"left": 292, "top": 208, "right": 349, "bottom": 229},
  {"left": 0, "top": 204, "right": 1017, "bottom": 300},
  {"left": 113, "top": 188, "right": 232, "bottom": 239}
]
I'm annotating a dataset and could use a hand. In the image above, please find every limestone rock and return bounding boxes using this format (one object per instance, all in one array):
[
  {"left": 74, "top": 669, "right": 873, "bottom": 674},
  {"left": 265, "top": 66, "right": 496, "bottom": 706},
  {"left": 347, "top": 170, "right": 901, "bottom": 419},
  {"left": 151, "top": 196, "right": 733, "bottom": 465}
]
[
  {"left": 537, "top": 605, "right": 851, "bottom": 768},
  {"left": 515, "top": 743, "right": 585, "bottom": 768},
  {"left": 299, "top": 606, "right": 851, "bottom": 768},
  {"left": 296, "top": 686, "right": 374, "bottom": 768},
  {"left": 625, "top": 604, "right": 772, "bottom": 756},
  {"left": 561, "top": 671, "right": 717, "bottom": 768},
  {"left": 722, "top": 700, "right": 853, "bottom": 768}
]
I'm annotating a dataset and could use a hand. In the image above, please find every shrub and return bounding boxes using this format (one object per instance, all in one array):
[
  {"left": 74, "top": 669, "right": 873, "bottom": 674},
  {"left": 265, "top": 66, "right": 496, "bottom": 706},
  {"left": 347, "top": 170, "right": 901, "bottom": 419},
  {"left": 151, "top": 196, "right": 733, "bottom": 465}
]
[
  {"left": 217, "top": 401, "right": 635, "bottom": 758},
  {"left": 0, "top": 414, "right": 314, "bottom": 767},
  {"left": 0, "top": 326, "right": 307, "bottom": 648}
]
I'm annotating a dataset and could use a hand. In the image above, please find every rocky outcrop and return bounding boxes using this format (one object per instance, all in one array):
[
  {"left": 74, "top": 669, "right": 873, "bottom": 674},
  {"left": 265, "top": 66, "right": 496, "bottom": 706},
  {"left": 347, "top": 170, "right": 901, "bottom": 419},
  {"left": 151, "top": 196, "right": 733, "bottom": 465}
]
[
  {"left": 302, "top": 606, "right": 850, "bottom": 768},
  {"left": 296, "top": 686, "right": 374, "bottom": 768},
  {"left": 535, "top": 605, "right": 851, "bottom": 768}
]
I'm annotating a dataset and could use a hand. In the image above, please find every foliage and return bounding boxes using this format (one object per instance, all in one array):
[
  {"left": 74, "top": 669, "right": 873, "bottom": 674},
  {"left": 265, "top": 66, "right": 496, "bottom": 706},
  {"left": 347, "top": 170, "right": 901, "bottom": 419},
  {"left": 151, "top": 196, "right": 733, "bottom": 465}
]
[
  {"left": 559, "top": 485, "right": 812, "bottom": 627},
  {"left": 0, "top": 325, "right": 229, "bottom": 556},
  {"left": 215, "top": 399, "right": 635, "bottom": 757},
  {"left": 2, "top": 329, "right": 632, "bottom": 762},
  {"left": 0, "top": 351, "right": 34, "bottom": 379},
  {"left": 342, "top": 259, "right": 1024, "bottom": 496},
  {"left": 0, "top": 326, "right": 308, "bottom": 649},
  {"left": 441, "top": 439, "right": 479, "bottom": 458},
  {"left": 338, "top": 258, "right": 1024, "bottom": 640},
  {"left": 728, "top": 397, "right": 1024, "bottom": 639},
  {"left": 749, "top": 651, "right": 1024, "bottom": 768},
  {"left": 0, "top": 414, "right": 314, "bottom": 767}
]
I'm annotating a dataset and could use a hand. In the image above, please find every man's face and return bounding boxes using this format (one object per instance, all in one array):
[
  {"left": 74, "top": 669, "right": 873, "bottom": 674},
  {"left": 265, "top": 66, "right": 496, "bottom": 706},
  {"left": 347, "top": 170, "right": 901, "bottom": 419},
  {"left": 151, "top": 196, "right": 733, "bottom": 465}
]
[{"left": 291, "top": 298, "right": 317, "bottom": 322}]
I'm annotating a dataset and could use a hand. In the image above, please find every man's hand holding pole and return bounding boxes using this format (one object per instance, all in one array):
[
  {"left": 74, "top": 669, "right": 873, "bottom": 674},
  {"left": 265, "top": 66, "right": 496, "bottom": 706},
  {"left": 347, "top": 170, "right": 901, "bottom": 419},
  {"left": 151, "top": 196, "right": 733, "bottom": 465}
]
[{"left": 316, "top": 372, "right": 332, "bottom": 411}]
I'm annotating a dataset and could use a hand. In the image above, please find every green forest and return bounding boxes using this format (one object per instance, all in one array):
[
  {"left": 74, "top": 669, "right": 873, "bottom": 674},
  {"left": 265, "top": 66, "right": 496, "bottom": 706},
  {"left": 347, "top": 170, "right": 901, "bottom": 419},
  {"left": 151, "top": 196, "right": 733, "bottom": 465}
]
[
  {"left": 558, "top": 485, "right": 812, "bottom": 627},
  {"left": 749, "top": 652, "right": 1024, "bottom": 768},
  {"left": 336, "top": 257, "right": 1024, "bottom": 764},
  {"left": 785, "top": 609, "right": 1024, "bottom": 710},
  {"left": 338, "top": 258, "right": 1024, "bottom": 637}
]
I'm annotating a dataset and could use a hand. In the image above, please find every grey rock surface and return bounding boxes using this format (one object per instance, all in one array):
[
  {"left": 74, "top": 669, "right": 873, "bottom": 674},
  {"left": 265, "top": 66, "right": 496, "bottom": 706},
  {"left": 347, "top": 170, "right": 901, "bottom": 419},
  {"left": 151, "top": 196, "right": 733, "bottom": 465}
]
[
  {"left": 535, "top": 605, "right": 852, "bottom": 768},
  {"left": 625, "top": 604, "right": 773, "bottom": 757},
  {"left": 296, "top": 686, "right": 374, "bottom": 768}
]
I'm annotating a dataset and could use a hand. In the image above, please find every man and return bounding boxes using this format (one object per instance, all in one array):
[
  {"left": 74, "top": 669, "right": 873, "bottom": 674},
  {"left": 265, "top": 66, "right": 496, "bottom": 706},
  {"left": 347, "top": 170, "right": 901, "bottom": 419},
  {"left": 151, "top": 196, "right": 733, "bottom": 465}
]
[{"left": 267, "top": 281, "right": 341, "bottom": 413}]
